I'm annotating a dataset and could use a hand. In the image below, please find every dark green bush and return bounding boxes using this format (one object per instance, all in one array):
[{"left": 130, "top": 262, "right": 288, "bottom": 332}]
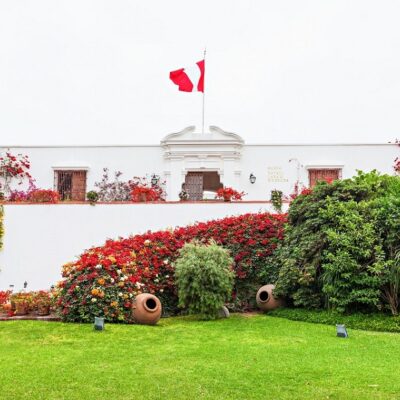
[
  {"left": 175, "top": 240, "right": 234, "bottom": 319},
  {"left": 272, "top": 171, "right": 400, "bottom": 314}
]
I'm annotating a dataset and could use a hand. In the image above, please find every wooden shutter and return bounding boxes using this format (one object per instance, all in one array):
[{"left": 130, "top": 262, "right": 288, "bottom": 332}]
[
  {"left": 309, "top": 169, "right": 340, "bottom": 187},
  {"left": 71, "top": 171, "right": 87, "bottom": 201}
]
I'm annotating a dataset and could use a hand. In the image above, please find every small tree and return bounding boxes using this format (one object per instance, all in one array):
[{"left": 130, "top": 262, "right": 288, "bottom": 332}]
[{"left": 175, "top": 240, "right": 234, "bottom": 319}]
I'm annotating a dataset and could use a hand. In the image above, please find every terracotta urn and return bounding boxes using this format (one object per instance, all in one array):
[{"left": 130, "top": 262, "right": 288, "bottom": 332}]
[
  {"left": 37, "top": 304, "right": 50, "bottom": 316},
  {"left": 256, "top": 284, "right": 284, "bottom": 312},
  {"left": 132, "top": 293, "right": 162, "bottom": 325},
  {"left": 15, "top": 302, "right": 29, "bottom": 316}
]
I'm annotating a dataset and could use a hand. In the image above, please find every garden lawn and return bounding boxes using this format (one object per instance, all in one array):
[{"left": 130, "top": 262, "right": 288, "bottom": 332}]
[{"left": 1, "top": 315, "right": 400, "bottom": 400}]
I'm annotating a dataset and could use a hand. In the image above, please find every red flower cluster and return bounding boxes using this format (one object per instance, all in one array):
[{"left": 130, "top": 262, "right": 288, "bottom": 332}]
[
  {"left": 131, "top": 185, "right": 163, "bottom": 202},
  {"left": 0, "top": 152, "right": 31, "bottom": 179},
  {"left": 215, "top": 187, "right": 245, "bottom": 201},
  {"left": 0, "top": 290, "right": 12, "bottom": 305},
  {"left": 28, "top": 189, "right": 59, "bottom": 203},
  {"left": 57, "top": 212, "right": 286, "bottom": 322}
]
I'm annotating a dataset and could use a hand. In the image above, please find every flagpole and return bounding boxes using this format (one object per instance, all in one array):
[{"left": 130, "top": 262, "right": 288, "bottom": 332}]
[{"left": 202, "top": 48, "right": 206, "bottom": 134}]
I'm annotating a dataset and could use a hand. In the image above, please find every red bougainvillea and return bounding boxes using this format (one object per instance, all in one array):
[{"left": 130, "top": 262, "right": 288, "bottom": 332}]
[
  {"left": 0, "top": 152, "right": 32, "bottom": 195},
  {"left": 215, "top": 187, "right": 245, "bottom": 201},
  {"left": 28, "top": 189, "right": 59, "bottom": 203},
  {"left": 57, "top": 212, "right": 286, "bottom": 322}
]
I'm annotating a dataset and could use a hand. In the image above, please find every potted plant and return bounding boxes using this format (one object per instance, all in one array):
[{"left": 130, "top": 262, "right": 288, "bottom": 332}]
[
  {"left": 179, "top": 189, "right": 189, "bottom": 201},
  {"left": 86, "top": 190, "right": 99, "bottom": 206},
  {"left": 12, "top": 293, "right": 32, "bottom": 316},
  {"left": 215, "top": 187, "right": 245, "bottom": 202},
  {"left": 34, "top": 291, "right": 52, "bottom": 316}
]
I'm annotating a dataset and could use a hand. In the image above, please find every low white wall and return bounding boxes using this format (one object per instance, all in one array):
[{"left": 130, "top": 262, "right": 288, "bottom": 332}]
[{"left": 0, "top": 202, "right": 285, "bottom": 290}]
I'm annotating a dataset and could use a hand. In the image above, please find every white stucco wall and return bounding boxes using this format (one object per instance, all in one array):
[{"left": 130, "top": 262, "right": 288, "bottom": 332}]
[
  {"left": 2, "top": 143, "right": 398, "bottom": 201},
  {"left": 0, "top": 202, "right": 284, "bottom": 291}
]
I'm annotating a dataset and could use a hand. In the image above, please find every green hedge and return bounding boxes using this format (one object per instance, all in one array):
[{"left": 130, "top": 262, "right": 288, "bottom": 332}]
[{"left": 268, "top": 308, "right": 400, "bottom": 333}]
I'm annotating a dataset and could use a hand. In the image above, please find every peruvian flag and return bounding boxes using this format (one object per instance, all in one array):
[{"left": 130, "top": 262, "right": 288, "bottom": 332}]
[{"left": 169, "top": 60, "right": 205, "bottom": 92}]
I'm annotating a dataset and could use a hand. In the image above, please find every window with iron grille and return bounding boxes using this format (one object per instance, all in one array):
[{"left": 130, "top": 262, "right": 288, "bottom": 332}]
[
  {"left": 308, "top": 169, "right": 341, "bottom": 187},
  {"left": 54, "top": 170, "right": 87, "bottom": 201}
]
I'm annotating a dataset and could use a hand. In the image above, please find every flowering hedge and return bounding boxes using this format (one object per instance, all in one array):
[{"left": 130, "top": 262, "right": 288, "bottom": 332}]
[{"left": 57, "top": 212, "right": 286, "bottom": 322}]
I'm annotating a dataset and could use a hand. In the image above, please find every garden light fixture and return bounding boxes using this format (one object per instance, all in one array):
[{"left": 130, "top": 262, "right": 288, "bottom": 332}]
[
  {"left": 249, "top": 173, "right": 256, "bottom": 184},
  {"left": 336, "top": 324, "right": 348, "bottom": 338},
  {"left": 94, "top": 317, "right": 105, "bottom": 331}
]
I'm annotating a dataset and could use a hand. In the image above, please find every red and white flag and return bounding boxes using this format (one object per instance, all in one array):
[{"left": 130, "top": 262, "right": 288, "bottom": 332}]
[{"left": 169, "top": 60, "right": 205, "bottom": 92}]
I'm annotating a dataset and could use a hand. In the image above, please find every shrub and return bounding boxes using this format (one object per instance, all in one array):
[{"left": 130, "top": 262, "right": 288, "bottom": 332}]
[
  {"left": 215, "top": 187, "right": 245, "bottom": 201},
  {"left": 86, "top": 190, "right": 99, "bottom": 204},
  {"left": 131, "top": 185, "right": 163, "bottom": 202},
  {"left": 94, "top": 168, "right": 166, "bottom": 202},
  {"left": 28, "top": 189, "right": 59, "bottom": 203},
  {"left": 273, "top": 171, "right": 400, "bottom": 314},
  {"left": 57, "top": 212, "right": 285, "bottom": 322},
  {"left": 175, "top": 241, "right": 234, "bottom": 319}
]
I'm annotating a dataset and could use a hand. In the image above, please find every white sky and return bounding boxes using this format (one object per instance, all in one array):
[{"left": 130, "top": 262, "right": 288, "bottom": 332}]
[{"left": 1, "top": 0, "right": 400, "bottom": 145}]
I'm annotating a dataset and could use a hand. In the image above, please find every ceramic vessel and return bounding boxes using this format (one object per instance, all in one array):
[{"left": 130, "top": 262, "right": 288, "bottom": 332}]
[
  {"left": 256, "top": 284, "right": 284, "bottom": 312},
  {"left": 132, "top": 293, "right": 162, "bottom": 325}
]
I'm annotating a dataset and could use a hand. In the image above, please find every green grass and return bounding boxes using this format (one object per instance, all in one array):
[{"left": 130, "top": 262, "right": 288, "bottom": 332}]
[
  {"left": 1, "top": 315, "right": 400, "bottom": 400},
  {"left": 269, "top": 308, "right": 400, "bottom": 333}
]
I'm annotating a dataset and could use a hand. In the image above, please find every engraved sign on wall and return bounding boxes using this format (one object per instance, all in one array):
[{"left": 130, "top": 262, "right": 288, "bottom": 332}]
[{"left": 267, "top": 167, "right": 288, "bottom": 183}]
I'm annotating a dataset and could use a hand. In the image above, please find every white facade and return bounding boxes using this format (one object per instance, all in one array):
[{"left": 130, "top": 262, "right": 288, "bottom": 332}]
[{"left": 1, "top": 126, "right": 398, "bottom": 201}]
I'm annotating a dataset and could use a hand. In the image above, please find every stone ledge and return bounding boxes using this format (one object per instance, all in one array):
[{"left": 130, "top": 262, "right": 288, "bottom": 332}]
[{"left": 0, "top": 314, "right": 61, "bottom": 322}]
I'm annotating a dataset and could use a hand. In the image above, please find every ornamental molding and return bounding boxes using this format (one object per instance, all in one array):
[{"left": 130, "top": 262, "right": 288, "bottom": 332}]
[{"left": 161, "top": 126, "right": 244, "bottom": 161}]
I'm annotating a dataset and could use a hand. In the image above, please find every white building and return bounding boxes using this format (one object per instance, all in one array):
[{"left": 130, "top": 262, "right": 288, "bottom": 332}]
[
  {"left": 0, "top": 126, "right": 399, "bottom": 290},
  {"left": 1, "top": 126, "right": 398, "bottom": 201}
]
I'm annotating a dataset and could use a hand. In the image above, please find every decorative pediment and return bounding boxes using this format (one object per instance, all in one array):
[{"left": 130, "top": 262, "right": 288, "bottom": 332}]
[
  {"left": 161, "top": 126, "right": 244, "bottom": 146},
  {"left": 161, "top": 126, "right": 244, "bottom": 160}
]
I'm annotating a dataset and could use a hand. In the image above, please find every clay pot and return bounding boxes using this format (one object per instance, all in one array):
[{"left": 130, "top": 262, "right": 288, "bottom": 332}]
[
  {"left": 15, "top": 302, "right": 29, "bottom": 316},
  {"left": 132, "top": 293, "right": 162, "bottom": 325},
  {"left": 256, "top": 284, "right": 284, "bottom": 312},
  {"left": 37, "top": 304, "right": 50, "bottom": 316}
]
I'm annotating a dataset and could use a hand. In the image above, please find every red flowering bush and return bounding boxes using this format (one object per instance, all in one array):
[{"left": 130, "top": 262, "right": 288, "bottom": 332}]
[
  {"left": 0, "top": 290, "right": 12, "bottom": 306},
  {"left": 0, "top": 152, "right": 32, "bottom": 195},
  {"left": 57, "top": 212, "right": 286, "bottom": 322},
  {"left": 28, "top": 189, "right": 59, "bottom": 203},
  {"left": 215, "top": 187, "right": 245, "bottom": 201},
  {"left": 131, "top": 185, "right": 163, "bottom": 202}
]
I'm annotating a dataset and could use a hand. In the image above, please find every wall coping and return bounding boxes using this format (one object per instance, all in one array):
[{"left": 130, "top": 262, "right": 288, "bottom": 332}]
[{"left": 0, "top": 200, "right": 290, "bottom": 206}]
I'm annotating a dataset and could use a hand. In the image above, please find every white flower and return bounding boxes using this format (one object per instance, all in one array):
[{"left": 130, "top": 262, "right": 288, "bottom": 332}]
[
  {"left": 118, "top": 292, "right": 123, "bottom": 297},
  {"left": 129, "top": 293, "right": 133, "bottom": 297},
  {"left": 144, "top": 239, "right": 151, "bottom": 245},
  {"left": 165, "top": 275, "right": 169, "bottom": 278},
  {"left": 95, "top": 264, "right": 102, "bottom": 270},
  {"left": 160, "top": 289, "right": 164, "bottom": 293},
  {"left": 91, "top": 298, "right": 97, "bottom": 303},
  {"left": 75, "top": 285, "right": 80, "bottom": 290},
  {"left": 154, "top": 278, "right": 159, "bottom": 283},
  {"left": 163, "top": 260, "right": 169, "bottom": 265},
  {"left": 110, "top": 278, "right": 115, "bottom": 283}
]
